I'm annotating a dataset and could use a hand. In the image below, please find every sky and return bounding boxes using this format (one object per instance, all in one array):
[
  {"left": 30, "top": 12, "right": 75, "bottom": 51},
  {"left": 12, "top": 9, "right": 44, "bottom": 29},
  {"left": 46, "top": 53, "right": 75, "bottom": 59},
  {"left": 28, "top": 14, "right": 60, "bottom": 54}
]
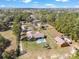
[{"left": 0, "top": 0, "right": 79, "bottom": 8}]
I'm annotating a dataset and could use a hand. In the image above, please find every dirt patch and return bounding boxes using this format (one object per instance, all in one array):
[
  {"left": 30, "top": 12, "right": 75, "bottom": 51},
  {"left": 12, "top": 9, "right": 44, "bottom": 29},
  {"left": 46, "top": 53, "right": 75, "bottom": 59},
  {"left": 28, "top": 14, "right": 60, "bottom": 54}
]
[{"left": 0, "top": 30, "right": 17, "bottom": 52}]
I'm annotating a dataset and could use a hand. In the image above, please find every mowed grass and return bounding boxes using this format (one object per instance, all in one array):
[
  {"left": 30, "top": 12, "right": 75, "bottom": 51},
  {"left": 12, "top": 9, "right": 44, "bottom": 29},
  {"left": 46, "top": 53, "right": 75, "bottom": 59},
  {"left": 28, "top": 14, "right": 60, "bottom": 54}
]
[
  {"left": 70, "top": 55, "right": 79, "bottom": 59},
  {"left": 22, "top": 41, "right": 46, "bottom": 52}
]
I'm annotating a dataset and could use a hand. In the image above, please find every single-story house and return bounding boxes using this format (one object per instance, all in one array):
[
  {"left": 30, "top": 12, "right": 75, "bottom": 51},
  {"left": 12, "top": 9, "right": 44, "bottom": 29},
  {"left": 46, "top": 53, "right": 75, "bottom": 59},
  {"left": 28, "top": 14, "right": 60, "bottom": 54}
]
[
  {"left": 55, "top": 36, "right": 69, "bottom": 47},
  {"left": 33, "top": 32, "right": 44, "bottom": 40},
  {"left": 26, "top": 31, "right": 45, "bottom": 40}
]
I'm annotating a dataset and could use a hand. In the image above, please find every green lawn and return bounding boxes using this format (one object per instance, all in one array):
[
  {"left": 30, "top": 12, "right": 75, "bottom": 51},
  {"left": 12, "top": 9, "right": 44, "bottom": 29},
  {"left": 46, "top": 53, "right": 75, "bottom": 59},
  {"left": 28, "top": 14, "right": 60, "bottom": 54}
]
[
  {"left": 22, "top": 41, "right": 46, "bottom": 52},
  {"left": 70, "top": 55, "right": 79, "bottom": 59}
]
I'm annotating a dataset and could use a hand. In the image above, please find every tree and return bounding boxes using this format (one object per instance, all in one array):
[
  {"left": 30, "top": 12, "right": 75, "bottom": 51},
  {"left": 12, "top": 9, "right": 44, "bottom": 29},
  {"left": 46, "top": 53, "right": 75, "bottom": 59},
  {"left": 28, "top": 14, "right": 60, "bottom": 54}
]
[
  {"left": 12, "top": 16, "right": 21, "bottom": 36},
  {"left": 2, "top": 50, "right": 16, "bottom": 59},
  {"left": 0, "top": 22, "right": 9, "bottom": 31},
  {"left": 0, "top": 34, "right": 10, "bottom": 49},
  {"left": 0, "top": 35, "right": 10, "bottom": 59},
  {"left": 12, "top": 15, "right": 21, "bottom": 56},
  {"left": 53, "top": 13, "right": 79, "bottom": 41}
]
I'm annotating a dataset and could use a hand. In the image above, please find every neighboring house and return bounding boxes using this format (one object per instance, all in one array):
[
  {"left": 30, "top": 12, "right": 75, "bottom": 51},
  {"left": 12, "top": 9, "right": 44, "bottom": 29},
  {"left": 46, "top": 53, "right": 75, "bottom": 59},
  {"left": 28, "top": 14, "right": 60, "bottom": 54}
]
[
  {"left": 21, "top": 25, "right": 26, "bottom": 32},
  {"left": 20, "top": 21, "right": 26, "bottom": 25},
  {"left": 6, "top": 22, "right": 14, "bottom": 28},
  {"left": 28, "top": 15, "right": 35, "bottom": 22},
  {"left": 20, "top": 35, "right": 26, "bottom": 40},
  {"left": 41, "top": 24, "right": 48, "bottom": 30},
  {"left": 26, "top": 27, "right": 33, "bottom": 31},
  {"left": 64, "top": 37, "right": 72, "bottom": 44},
  {"left": 26, "top": 31, "right": 33, "bottom": 40},
  {"left": 32, "top": 20, "right": 42, "bottom": 28},
  {"left": 55, "top": 36, "right": 69, "bottom": 47},
  {"left": 30, "top": 15, "right": 36, "bottom": 19}
]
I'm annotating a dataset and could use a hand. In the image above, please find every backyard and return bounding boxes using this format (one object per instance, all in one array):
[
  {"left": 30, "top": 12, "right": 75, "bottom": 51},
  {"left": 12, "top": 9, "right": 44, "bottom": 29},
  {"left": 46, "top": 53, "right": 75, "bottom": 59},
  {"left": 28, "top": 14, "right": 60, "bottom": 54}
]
[{"left": 18, "top": 24, "right": 72, "bottom": 59}]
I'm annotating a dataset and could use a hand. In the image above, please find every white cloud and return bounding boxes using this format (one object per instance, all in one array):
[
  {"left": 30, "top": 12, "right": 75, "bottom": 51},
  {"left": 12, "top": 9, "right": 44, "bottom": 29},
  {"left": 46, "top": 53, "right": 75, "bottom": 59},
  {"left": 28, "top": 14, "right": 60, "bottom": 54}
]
[
  {"left": 21, "top": 0, "right": 32, "bottom": 3},
  {"left": 56, "top": 0, "right": 69, "bottom": 2},
  {"left": 0, "top": 5, "right": 5, "bottom": 7},
  {"left": 45, "top": 4, "right": 57, "bottom": 8}
]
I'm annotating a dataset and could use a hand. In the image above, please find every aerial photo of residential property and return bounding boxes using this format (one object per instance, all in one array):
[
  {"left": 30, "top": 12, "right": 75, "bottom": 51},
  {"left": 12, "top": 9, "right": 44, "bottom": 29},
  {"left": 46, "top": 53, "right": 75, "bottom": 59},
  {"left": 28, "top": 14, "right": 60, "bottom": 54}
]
[{"left": 0, "top": 0, "right": 79, "bottom": 59}]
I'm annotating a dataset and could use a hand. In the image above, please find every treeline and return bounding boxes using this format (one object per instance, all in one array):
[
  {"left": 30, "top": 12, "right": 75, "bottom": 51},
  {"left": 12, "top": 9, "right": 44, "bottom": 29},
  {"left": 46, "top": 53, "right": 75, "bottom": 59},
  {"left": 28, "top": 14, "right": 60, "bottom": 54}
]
[
  {"left": 35, "top": 10, "right": 79, "bottom": 42},
  {"left": 54, "top": 13, "right": 79, "bottom": 42}
]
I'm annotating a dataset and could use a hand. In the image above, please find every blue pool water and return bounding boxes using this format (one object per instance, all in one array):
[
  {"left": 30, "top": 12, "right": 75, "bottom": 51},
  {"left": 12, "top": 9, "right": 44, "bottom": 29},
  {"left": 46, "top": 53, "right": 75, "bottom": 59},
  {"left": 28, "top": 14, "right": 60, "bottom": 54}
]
[{"left": 36, "top": 39, "right": 46, "bottom": 44}]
